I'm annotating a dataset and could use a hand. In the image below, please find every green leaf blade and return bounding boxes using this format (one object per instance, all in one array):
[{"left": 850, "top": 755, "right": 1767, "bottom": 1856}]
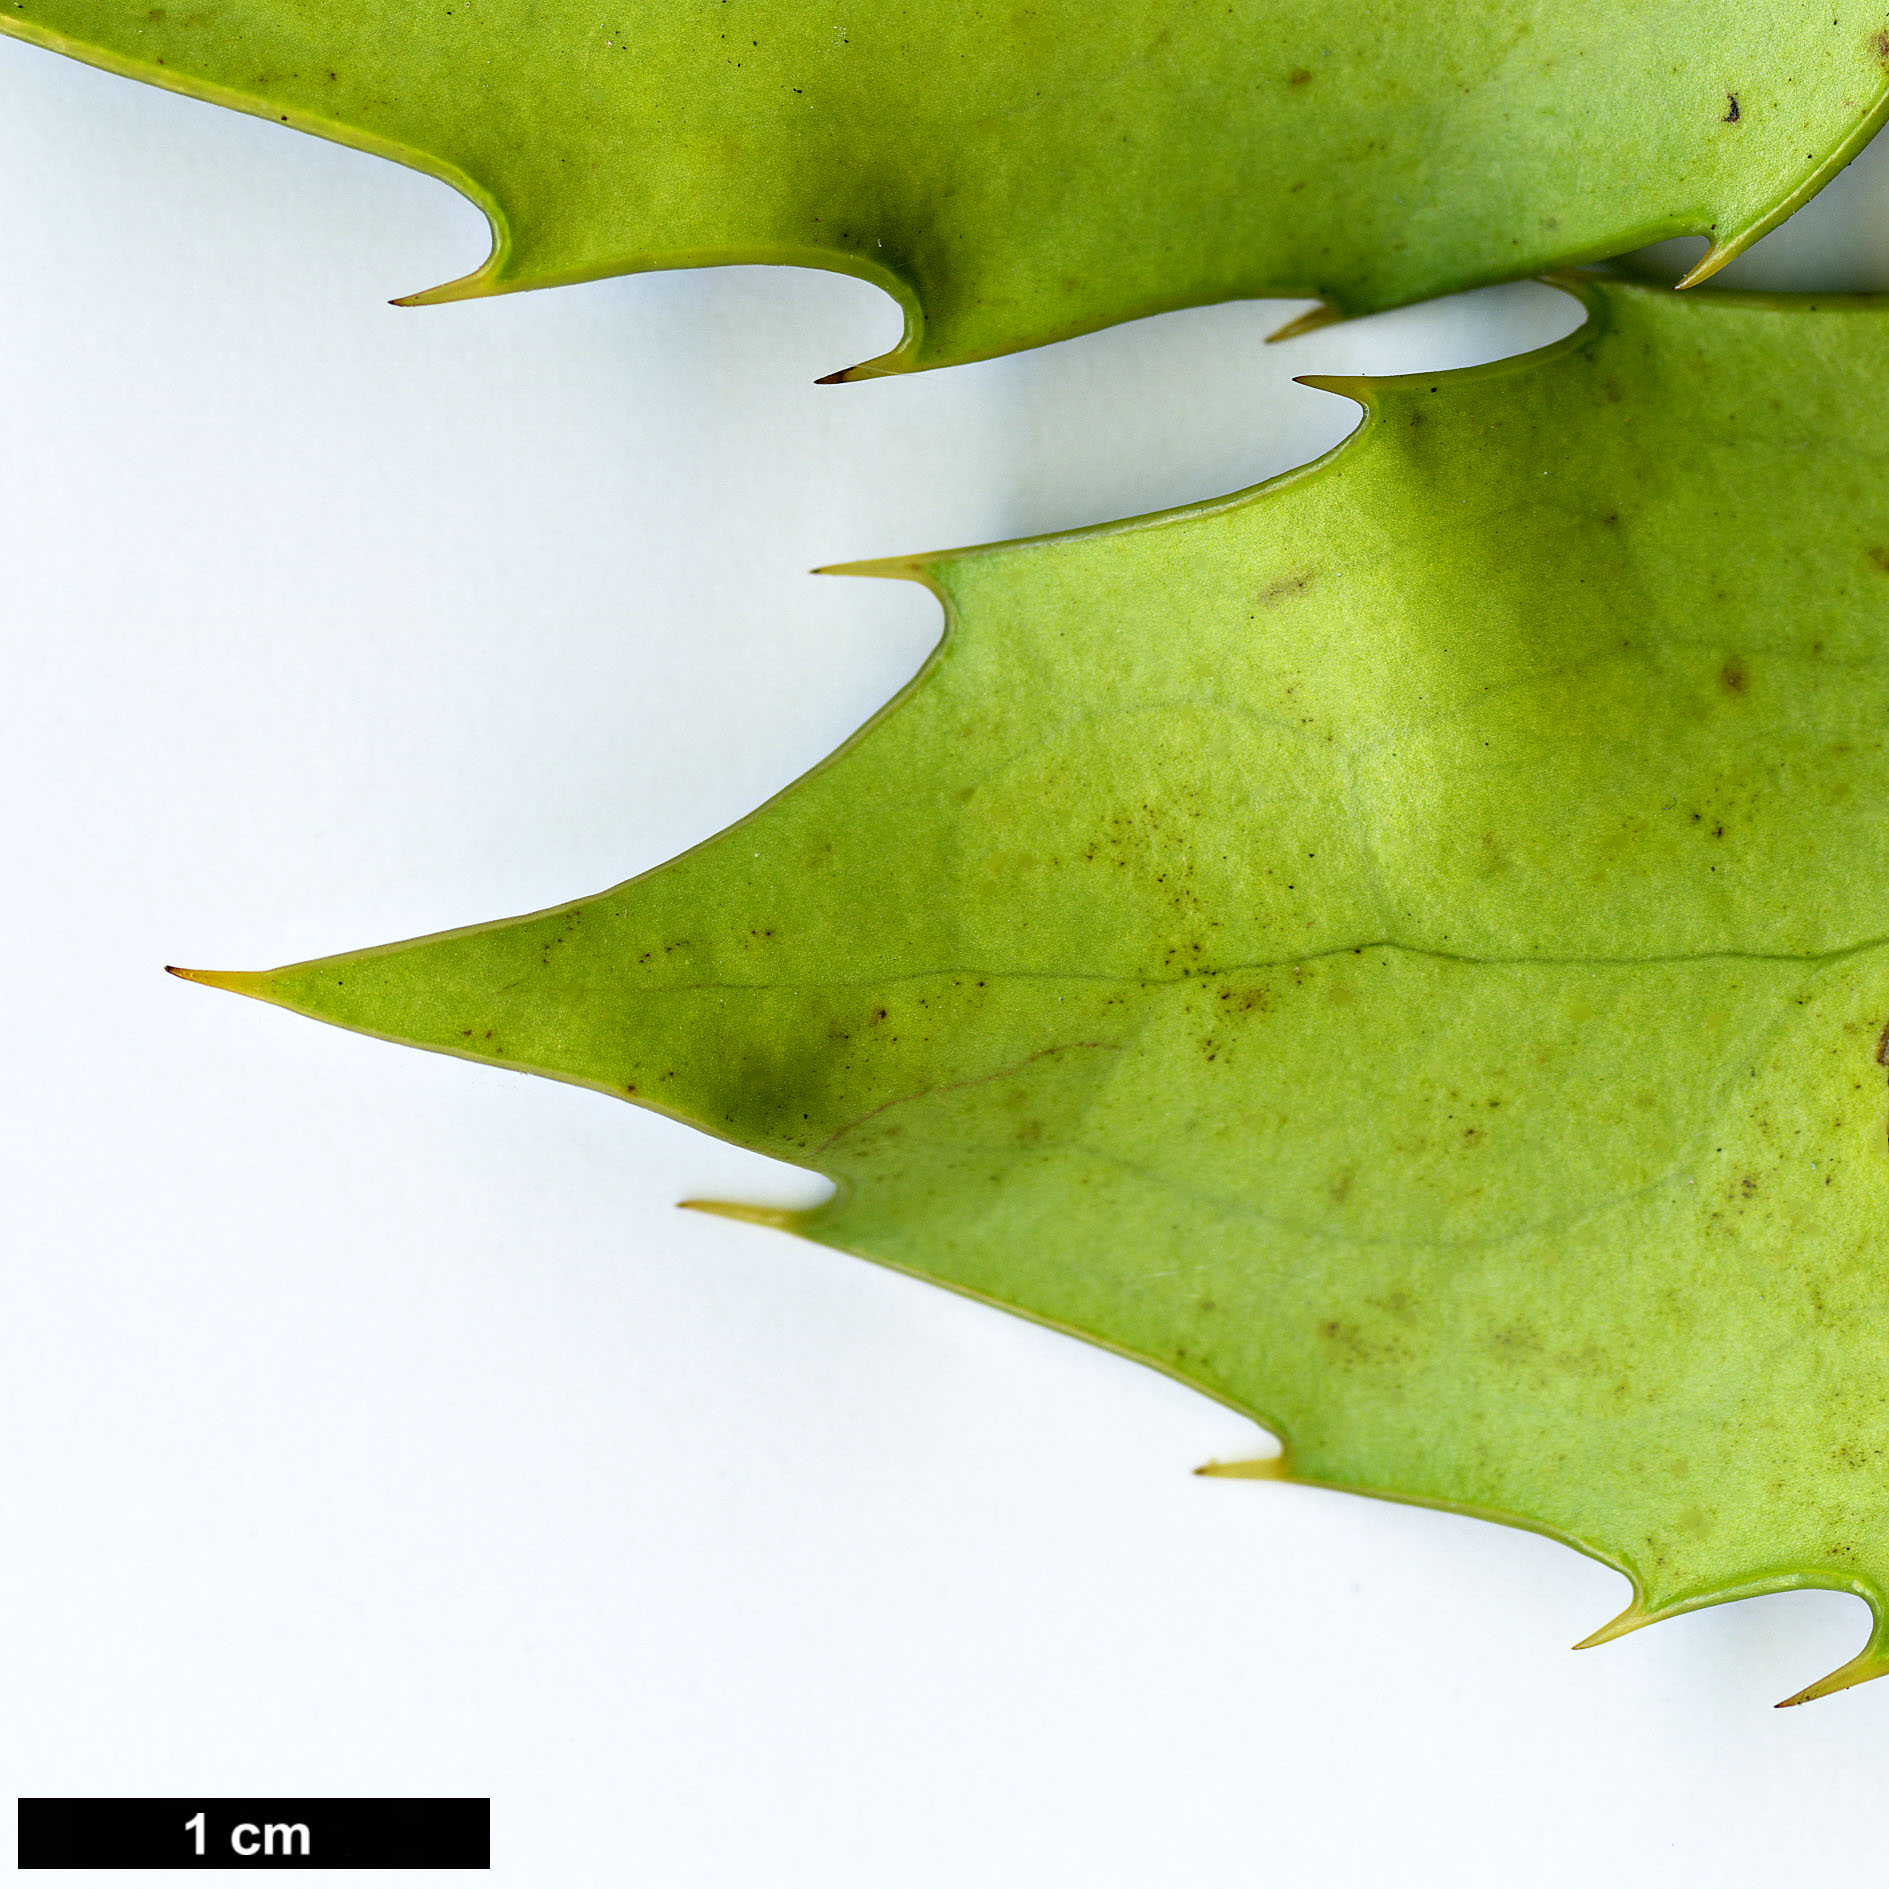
[
  {"left": 11, "top": 4, "right": 1889, "bottom": 368},
  {"left": 188, "top": 280, "right": 1889, "bottom": 1699}
]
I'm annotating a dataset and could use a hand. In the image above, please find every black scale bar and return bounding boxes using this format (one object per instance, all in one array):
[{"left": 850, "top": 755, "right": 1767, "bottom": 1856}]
[{"left": 18, "top": 1799, "right": 489, "bottom": 1869}]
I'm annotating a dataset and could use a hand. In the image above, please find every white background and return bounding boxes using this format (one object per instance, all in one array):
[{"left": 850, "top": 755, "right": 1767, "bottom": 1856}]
[{"left": 4, "top": 34, "right": 1889, "bottom": 1887}]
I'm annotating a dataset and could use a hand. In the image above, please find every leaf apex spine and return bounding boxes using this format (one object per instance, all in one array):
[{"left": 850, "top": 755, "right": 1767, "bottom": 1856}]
[
  {"left": 1673, "top": 242, "right": 1735, "bottom": 292},
  {"left": 392, "top": 262, "right": 499, "bottom": 307},
  {"left": 165, "top": 965, "right": 274, "bottom": 1000},
  {"left": 1294, "top": 373, "right": 1371, "bottom": 404},
  {"left": 1571, "top": 1597, "right": 1654, "bottom": 1649},
  {"left": 1267, "top": 299, "right": 1343, "bottom": 343},
  {"left": 678, "top": 1198, "right": 811, "bottom": 1232},
  {"left": 1194, "top": 1453, "right": 1289, "bottom": 1481},
  {"left": 1774, "top": 1642, "right": 1889, "bottom": 1709},
  {"left": 814, "top": 554, "right": 934, "bottom": 583}
]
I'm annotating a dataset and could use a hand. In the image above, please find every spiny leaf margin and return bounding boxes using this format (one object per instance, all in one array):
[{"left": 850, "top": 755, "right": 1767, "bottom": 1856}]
[
  {"left": 177, "top": 277, "right": 1889, "bottom": 1703},
  {"left": 8, "top": 3, "right": 1889, "bottom": 372}
]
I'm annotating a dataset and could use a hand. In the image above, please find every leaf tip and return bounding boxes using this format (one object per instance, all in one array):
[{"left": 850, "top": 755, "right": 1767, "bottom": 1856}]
[
  {"left": 1267, "top": 299, "right": 1344, "bottom": 344},
  {"left": 1571, "top": 1596, "right": 1655, "bottom": 1650},
  {"left": 1194, "top": 1452, "right": 1289, "bottom": 1481},
  {"left": 165, "top": 964, "right": 274, "bottom": 1000},
  {"left": 1673, "top": 242, "right": 1735, "bottom": 292},
  {"left": 390, "top": 260, "right": 501, "bottom": 308},
  {"left": 678, "top": 1197, "right": 813, "bottom": 1232},
  {"left": 1293, "top": 373, "right": 1372, "bottom": 406},
  {"left": 812, "top": 553, "right": 936, "bottom": 584},
  {"left": 815, "top": 349, "right": 910, "bottom": 385},
  {"left": 1775, "top": 1629, "right": 1889, "bottom": 1709}
]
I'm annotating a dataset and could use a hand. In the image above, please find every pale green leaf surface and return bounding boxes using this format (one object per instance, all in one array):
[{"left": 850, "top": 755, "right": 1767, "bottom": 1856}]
[
  {"left": 186, "top": 280, "right": 1889, "bottom": 1702},
  {"left": 8, "top": 2, "right": 1889, "bottom": 371}
]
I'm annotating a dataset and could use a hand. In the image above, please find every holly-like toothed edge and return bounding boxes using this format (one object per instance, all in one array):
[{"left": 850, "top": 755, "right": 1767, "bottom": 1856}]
[
  {"left": 11, "top": 1, "right": 1889, "bottom": 380},
  {"left": 0, "top": 1, "right": 1372, "bottom": 380},
  {"left": 164, "top": 277, "right": 1889, "bottom": 1705},
  {"left": 0, "top": 8, "right": 513, "bottom": 301},
  {"left": 0, "top": 3, "right": 944, "bottom": 379},
  {"left": 1673, "top": 75, "right": 1889, "bottom": 294},
  {"left": 1198, "top": 1454, "right": 1889, "bottom": 1709},
  {"left": 1576, "top": 1580, "right": 1889, "bottom": 1709}
]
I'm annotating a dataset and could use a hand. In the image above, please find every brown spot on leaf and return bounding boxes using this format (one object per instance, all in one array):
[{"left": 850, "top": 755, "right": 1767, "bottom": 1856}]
[
  {"left": 1218, "top": 984, "right": 1272, "bottom": 1014},
  {"left": 1873, "top": 1021, "right": 1889, "bottom": 1152},
  {"left": 1720, "top": 656, "right": 1748, "bottom": 694},
  {"left": 1723, "top": 94, "right": 1740, "bottom": 122},
  {"left": 1288, "top": 66, "right": 1312, "bottom": 85},
  {"left": 1254, "top": 570, "right": 1315, "bottom": 607}
]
